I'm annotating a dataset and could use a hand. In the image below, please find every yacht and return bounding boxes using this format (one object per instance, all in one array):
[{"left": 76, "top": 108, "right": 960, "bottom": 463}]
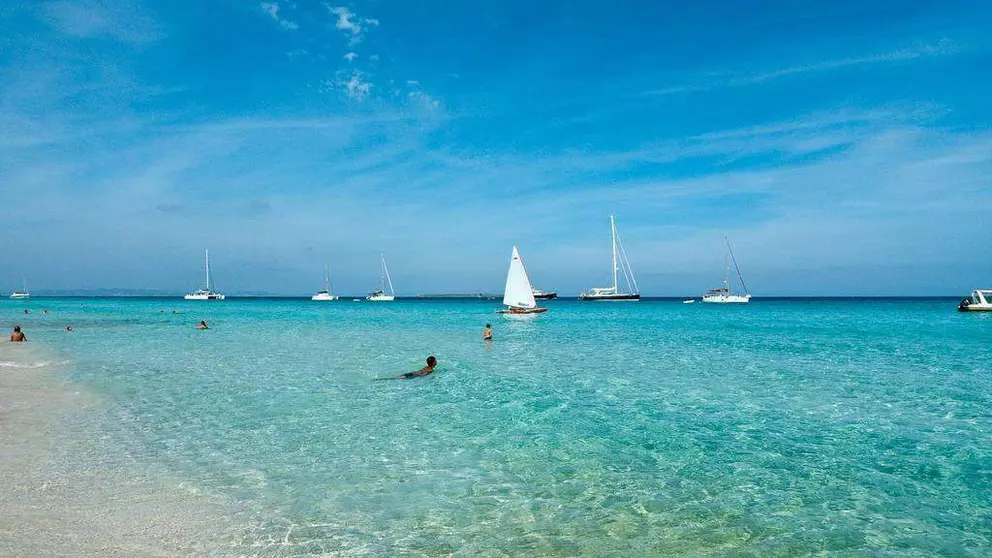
[
  {"left": 366, "top": 254, "right": 396, "bottom": 301},
  {"left": 702, "top": 237, "right": 751, "bottom": 304},
  {"left": 579, "top": 215, "right": 640, "bottom": 301},
  {"left": 10, "top": 277, "right": 29, "bottom": 299},
  {"left": 312, "top": 264, "right": 339, "bottom": 301},
  {"left": 532, "top": 288, "right": 558, "bottom": 300},
  {"left": 184, "top": 249, "right": 225, "bottom": 300},
  {"left": 958, "top": 289, "right": 992, "bottom": 312}
]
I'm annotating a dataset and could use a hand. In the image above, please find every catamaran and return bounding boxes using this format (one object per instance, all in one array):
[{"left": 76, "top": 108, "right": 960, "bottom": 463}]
[
  {"left": 366, "top": 254, "right": 395, "bottom": 301},
  {"left": 958, "top": 289, "right": 992, "bottom": 312},
  {"left": 499, "top": 246, "right": 547, "bottom": 315},
  {"left": 579, "top": 215, "right": 640, "bottom": 301},
  {"left": 312, "top": 264, "right": 339, "bottom": 301},
  {"left": 702, "top": 237, "right": 751, "bottom": 304},
  {"left": 184, "top": 249, "right": 225, "bottom": 300},
  {"left": 10, "top": 277, "right": 29, "bottom": 299}
]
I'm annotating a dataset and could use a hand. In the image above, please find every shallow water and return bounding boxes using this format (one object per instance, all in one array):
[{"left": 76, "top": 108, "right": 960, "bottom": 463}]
[{"left": 2, "top": 298, "right": 990, "bottom": 555}]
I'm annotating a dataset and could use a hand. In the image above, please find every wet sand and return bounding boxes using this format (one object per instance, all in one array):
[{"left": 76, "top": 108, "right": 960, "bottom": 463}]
[{"left": 0, "top": 342, "right": 243, "bottom": 557}]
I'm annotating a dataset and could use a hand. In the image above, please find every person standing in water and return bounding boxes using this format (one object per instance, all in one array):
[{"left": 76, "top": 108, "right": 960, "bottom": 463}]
[
  {"left": 10, "top": 325, "right": 26, "bottom": 342},
  {"left": 483, "top": 324, "right": 493, "bottom": 341},
  {"left": 397, "top": 356, "right": 437, "bottom": 379}
]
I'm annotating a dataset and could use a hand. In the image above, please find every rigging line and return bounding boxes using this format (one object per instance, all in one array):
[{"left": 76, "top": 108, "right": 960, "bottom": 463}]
[
  {"left": 726, "top": 238, "right": 749, "bottom": 295},
  {"left": 616, "top": 234, "right": 639, "bottom": 293}
]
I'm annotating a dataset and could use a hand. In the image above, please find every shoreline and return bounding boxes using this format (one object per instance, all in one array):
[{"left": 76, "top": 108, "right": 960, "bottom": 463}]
[{"left": 0, "top": 341, "right": 249, "bottom": 557}]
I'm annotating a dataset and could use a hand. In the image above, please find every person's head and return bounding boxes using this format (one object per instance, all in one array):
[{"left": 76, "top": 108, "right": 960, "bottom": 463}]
[
  {"left": 13, "top": 325, "right": 21, "bottom": 333},
  {"left": 426, "top": 356, "right": 437, "bottom": 367},
  {"left": 200, "top": 320, "right": 207, "bottom": 325},
  {"left": 485, "top": 323, "right": 491, "bottom": 329}
]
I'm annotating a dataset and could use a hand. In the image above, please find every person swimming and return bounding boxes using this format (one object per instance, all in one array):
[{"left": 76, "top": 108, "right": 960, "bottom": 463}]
[
  {"left": 483, "top": 323, "right": 493, "bottom": 341},
  {"left": 196, "top": 320, "right": 209, "bottom": 330},
  {"left": 10, "top": 325, "right": 26, "bottom": 342},
  {"left": 396, "top": 356, "right": 438, "bottom": 379}
]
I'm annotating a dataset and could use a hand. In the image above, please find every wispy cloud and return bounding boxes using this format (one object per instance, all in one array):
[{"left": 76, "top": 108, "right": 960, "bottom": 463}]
[
  {"left": 343, "top": 51, "right": 357, "bottom": 62},
  {"left": 260, "top": 2, "right": 299, "bottom": 31},
  {"left": 340, "top": 71, "right": 371, "bottom": 99},
  {"left": 327, "top": 6, "right": 376, "bottom": 44},
  {"left": 40, "top": 0, "right": 161, "bottom": 44}
]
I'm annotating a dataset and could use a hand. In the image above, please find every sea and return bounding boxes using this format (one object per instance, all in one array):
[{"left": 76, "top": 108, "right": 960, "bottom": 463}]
[{"left": 0, "top": 297, "right": 989, "bottom": 556}]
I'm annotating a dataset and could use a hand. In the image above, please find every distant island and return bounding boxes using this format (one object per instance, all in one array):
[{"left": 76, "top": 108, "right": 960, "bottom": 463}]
[{"left": 416, "top": 293, "right": 500, "bottom": 299}]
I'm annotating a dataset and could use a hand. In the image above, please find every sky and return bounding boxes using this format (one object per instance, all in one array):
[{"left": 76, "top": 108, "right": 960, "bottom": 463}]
[{"left": 1, "top": 0, "right": 990, "bottom": 296}]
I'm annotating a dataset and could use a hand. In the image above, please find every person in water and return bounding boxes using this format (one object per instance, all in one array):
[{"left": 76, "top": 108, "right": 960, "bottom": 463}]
[
  {"left": 66, "top": 325, "right": 73, "bottom": 332},
  {"left": 196, "top": 320, "right": 209, "bottom": 330},
  {"left": 398, "top": 356, "right": 437, "bottom": 379},
  {"left": 10, "top": 325, "right": 26, "bottom": 342},
  {"left": 483, "top": 324, "right": 493, "bottom": 341}
]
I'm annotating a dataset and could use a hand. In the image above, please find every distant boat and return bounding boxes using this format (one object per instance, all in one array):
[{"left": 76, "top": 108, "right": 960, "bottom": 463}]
[
  {"left": 683, "top": 299, "right": 695, "bottom": 304},
  {"left": 10, "top": 277, "right": 29, "bottom": 299},
  {"left": 366, "top": 254, "right": 395, "bottom": 301},
  {"left": 184, "top": 249, "right": 225, "bottom": 300},
  {"left": 579, "top": 215, "right": 640, "bottom": 301},
  {"left": 532, "top": 288, "right": 558, "bottom": 300},
  {"left": 498, "top": 246, "right": 547, "bottom": 315},
  {"left": 958, "top": 289, "right": 992, "bottom": 312},
  {"left": 702, "top": 237, "right": 751, "bottom": 304},
  {"left": 312, "top": 264, "right": 339, "bottom": 301}
]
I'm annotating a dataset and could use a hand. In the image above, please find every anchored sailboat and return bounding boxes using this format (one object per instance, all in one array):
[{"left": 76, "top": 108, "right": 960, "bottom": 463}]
[
  {"left": 498, "top": 246, "right": 547, "bottom": 315},
  {"left": 366, "top": 254, "right": 395, "bottom": 301},
  {"left": 579, "top": 215, "right": 640, "bottom": 301},
  {"left": 702, "top": 237, "right": 751, "bottom": 304},
  {"left": 312, "top": 264, "right": 339, "bottom": 301},
  {"left": 10, "top": 277, "right": 29, "bottom": 299},
  {"left": 184, "top": 249, "right": 225, "bottom": 300}
]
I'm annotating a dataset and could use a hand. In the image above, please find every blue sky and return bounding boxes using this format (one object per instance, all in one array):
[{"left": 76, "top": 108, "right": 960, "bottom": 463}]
[{"left": 1, "top": 0, "right": 990, "bottom": 296}]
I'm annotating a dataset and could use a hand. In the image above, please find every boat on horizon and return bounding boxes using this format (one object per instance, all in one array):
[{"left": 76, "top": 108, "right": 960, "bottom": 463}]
[
  {"left": 184, "top": 249, "right": 225, "bottom": 300},
  {"left": 10, "top": 277, "right": 29, "bottom": 299},
  {"left": 366, "top": 254, "right": 395, "bottom": 301},
  {"left": 312, "top": 264, "right": 339, "bottom": 301},
  {"left": 683, "top": 299, "right": 695, "bottom": 304},
  {"left": 498, "top": 246, "right": 548, "bottom": 315},
  {"left": 579, "top": 215, "right": 640, "bottom": 301},
  {"left": 702, "top": 236, "right": 751, "bottom": 304},
  {"left": 532, "top": 288, "right": 558, "bottom": 300},
  {"left": 958, "top": 289, "right": 992, "bottom": 312}
]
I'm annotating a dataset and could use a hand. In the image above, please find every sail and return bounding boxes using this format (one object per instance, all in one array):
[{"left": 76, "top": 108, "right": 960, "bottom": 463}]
[{"left": 503, "top": 246, "right": 537, "bottom": 309}]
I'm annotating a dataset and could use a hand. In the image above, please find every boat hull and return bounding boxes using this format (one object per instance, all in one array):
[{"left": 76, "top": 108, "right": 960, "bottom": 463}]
[
  {"left": 498, "top": 307, "right": 548, "bottom": 316},
  {"left": 184, "top": 294, "right": 225, "bottom": 300},
  {"left": 702, "top": 294, "right": 751, "bottom": 304},
  {"left": 578, "top": 293, "right": 640, "bottom": 301},
  {"left": 958, "top": 303, "right": 992, "bottom": 312},
  {"left": 366, "top": 295, "right": 395, "bottom": 302},
  {"left": 9, "top": 293, "right": 29, "bottom": 299},
  {"left": 533, "top": 292, "right": 558, "bottom": 300},
  {"left": 312, "top": 294, "right": 339, "bottom": 301}
]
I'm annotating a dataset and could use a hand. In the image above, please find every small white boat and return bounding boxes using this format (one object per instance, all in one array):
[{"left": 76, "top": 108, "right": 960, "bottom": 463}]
[
  {"left": 312, "top": 264, "right": 339, "bottom": 301},
  {"left": 959, "top": 289, "right": 992, "bottom": 312},
  {"left": 579, "top": 215, "right": 640, "bottom": 301},
  {"left": 10, "top": 277, "right": 29, "bottom": 299},
  {"left": 702, "top": 237, "right": 751, "bottom": 304},
  {"left": 683, "top": 299, "right": 695, "bottom": 304},
  {"left": 366, "top": 254, "right": 395, "bottom": 301},
  {"left": 184, "top": 249, "right": 225, "bottom": 300},
  {"left": 498, "top": 246, "right": 547, "bottom": 316}
]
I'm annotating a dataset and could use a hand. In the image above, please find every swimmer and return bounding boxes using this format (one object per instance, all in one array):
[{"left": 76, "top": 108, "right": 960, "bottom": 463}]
[
  {"left": 196, "top": 320, "right": 209, "bottom": 330},
  {"left": 382, "top": 356, "right": 438, "bottom": 380},
  {"left": 66, "top": 326, "right": 73, "bottom": 332},
  {"left": 483, "top": 323, "right": 493, "bottom": 341},
  {"left": 10, "top": 325, "right": 26, "bottom": 342}
]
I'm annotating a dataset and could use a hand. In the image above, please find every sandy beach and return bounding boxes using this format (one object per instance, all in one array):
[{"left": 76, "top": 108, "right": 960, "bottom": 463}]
[{"left": 0, "top": 342, "right": 245, "bottom": 557}]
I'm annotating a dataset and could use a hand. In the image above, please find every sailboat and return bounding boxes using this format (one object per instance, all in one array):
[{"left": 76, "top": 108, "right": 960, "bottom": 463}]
[
  {"left": 579, "top": 215, "right": 640, "bottom": 301},
  {"left": 10, "top": 277, "right": 29, "bottom": 299},
  {"left": 312, "top": 264, "right": 339, "bottom": 301},
  {"left": 498, "top": 246, "right": 547, "bottom": 315},
  {"left": 366, "top": 254, "right": 395, "bottom": 301},
  {"left": 184, "top": 249, "right": 225, "bottom": 300},
  {"left": 702, "top": 237, "right": 751, "bottom": 304}
]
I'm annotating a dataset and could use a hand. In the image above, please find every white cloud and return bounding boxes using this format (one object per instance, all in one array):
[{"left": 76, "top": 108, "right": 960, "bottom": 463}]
[
  {"left": 342, "top": 71, "right": 371, "bottom": 99},
  {"left": 344, "top": 52, "right": 358, "bottom": 62},
  {"left": 406, "top": 80, "right": 419, "bottom": 85},
  {"left": 329, "top": 6, "right": 360, "bottom": 35},
  {"left": 408, "top": 91, "right": 440, "bottom": 109},
  {"left": 260, "top": 2, "right": 298, "bottom": 31},
  {"left": 40, "top": 0, "right": 162, "bottom": 44},
  {"left": 369, "top": 54, "right": 380, "bottom": 62},
  {"left": 364, "top": 17, "right": 379, "bottom": 26}
]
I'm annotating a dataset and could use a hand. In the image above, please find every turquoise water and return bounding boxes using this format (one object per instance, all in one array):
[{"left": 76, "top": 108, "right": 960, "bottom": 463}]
[{"left": 4, "top": 298, "right": 991, "bottom": 555}]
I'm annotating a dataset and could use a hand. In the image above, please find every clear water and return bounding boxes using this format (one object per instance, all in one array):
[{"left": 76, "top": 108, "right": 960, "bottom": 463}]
[{"left": 4, "top": 298, "right": 991, "bottom": 555}]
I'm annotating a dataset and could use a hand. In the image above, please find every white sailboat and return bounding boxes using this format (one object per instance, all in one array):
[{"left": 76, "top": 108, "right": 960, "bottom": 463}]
[
  {"left": 579, "top": 215, "right": 640, "bottom": 301},
  {"left": 366, "top": 254, "right": 395, "bottom": 301},
  {"left": 702, "top": 237, "right": 751, "bottom": 304},
  {"left": 312, "top": 264, "right": 339, "bottom": 301},
  {"left": 184, "top": 249, "right": 225, "bottom": 300},
  {"left": 498, "top": 246, "right": 547, "bottom": 315},
  {"left": 10, "top": 277, "right": 29, "bottom": 299}
]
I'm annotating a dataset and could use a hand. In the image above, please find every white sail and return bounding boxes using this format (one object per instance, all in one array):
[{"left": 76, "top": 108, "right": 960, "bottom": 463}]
[{"left": 503, "top": 246, "right": 537, "bottom": 309}]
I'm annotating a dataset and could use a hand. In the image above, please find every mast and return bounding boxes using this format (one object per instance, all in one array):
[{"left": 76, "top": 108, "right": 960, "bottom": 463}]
[
  {"left": 205, "top": 249, "right": 211, "bottom": 290},
  {"left": 324, "top": 264, "right": 330, "bottom": 292},
  {"left": 22, "top": 277, "right": 27, "bottom": 293},
  {"left": 723, "top": 243, "right": 730, "bottom": 294},
  {"left": 610, "top": 215, "right": 618, "bottom": 293},
  {"left": 726, "top": 237, "right": 749, "bottom": 295},
  {"left": 381, "top": 254, "right": 394, "bottom": 295}
]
